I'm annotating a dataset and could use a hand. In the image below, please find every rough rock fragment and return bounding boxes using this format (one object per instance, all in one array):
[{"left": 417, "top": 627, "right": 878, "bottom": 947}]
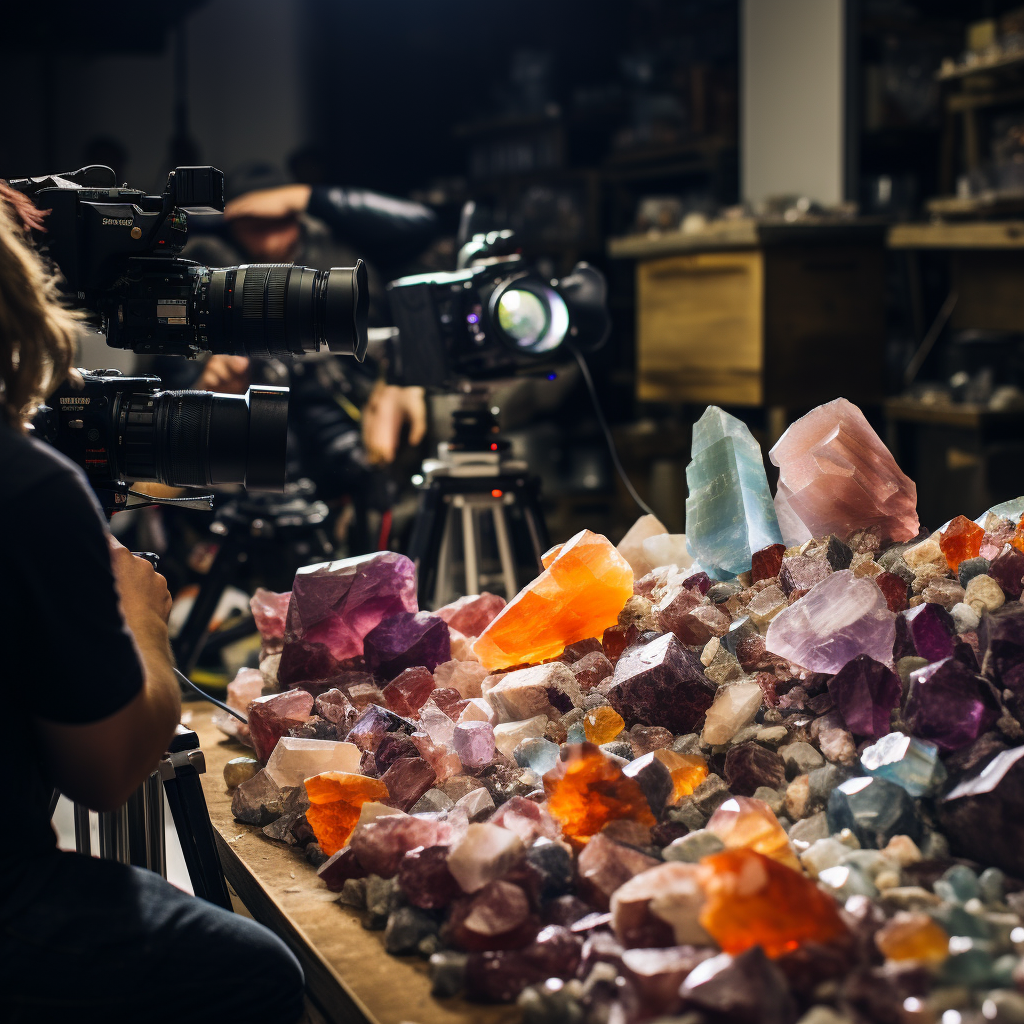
[
  {"left": 304, "top": 771, "right": 389, "bottom": 855},
  {"left": 705, "top": 796, "right": 800, "bottom": 870},
  {"left": 436, "top": 592, "right": 506, "bottom": 637},
  {"left": 723, "top": 742, "right": 786, "bottom": 796},
  {"left": 610, "top": 862, "right": 711, "bottom": 948},
  {"left": 265, "top": 736, "right": 362, "bottom": 789},
  {"left": 606, "top": 633, "right": 716, "bottom": 734},
  {"left": 486, "top": 663, "right": 583, "bottom": 723},
  {"left": 905, "top": 657, "right": 1001, "bottom": 752},
  {"left": 247, "top": 689, "right": 315, "bottom": 763},
  {"left": 827, "top": 654, "right": 901, "bottom": 739}
]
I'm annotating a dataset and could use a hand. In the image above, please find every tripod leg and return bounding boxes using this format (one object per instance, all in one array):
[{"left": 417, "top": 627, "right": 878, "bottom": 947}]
[
  {"left": 461, "top": 500, "right": 479, "bottom": 595},
  {"left": 145, "top": 771, "right": 166, "bottom": 877},
  {"left": 492, "top": 503, "right": 518, "bottom": 599},
  {"left": 162, "top": 761, "right": 233, "bottom": 910},
  {"left": 172, "top": 532, "right": 244, "bottom": 676},
  {"left": 98, "top": 806, "right": 129, "bottom": 863},
  {"left": 126, "top": 785, "right": 149, "bottom": 869},
  {"left": 74, "top": 804, "right": 92, "bottom": 857}
]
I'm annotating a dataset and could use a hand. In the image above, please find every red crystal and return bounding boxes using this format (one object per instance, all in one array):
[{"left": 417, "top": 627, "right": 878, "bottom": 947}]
[
  {"left": 751, "top": 544, "right": 786, "bottom": 583},
  {"left": 247, "top": 690, "right": 314, "bottom": 763}
]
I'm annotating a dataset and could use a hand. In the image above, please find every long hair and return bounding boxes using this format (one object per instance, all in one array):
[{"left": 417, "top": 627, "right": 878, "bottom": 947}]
[{"left": 0, "top": 182, "right": 81, "bottom": 430}]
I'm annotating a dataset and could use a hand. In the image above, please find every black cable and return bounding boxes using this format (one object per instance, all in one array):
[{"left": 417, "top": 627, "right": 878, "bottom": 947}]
[
  {"left": 174, "top": 668, "right": 248, "bottom": 723},
  {"left": 569, "top": 345, "right": 657, "bottom": 519}
]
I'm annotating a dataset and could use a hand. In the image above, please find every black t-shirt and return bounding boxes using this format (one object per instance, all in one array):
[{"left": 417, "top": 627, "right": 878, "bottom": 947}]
[{"left": 0, "top": 421, "right": 144, "bottom": 904}]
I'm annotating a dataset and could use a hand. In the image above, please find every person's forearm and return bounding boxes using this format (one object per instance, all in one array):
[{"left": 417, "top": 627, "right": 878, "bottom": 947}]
[{"left": 125, "top": 613, "right": 181, "bottom": 766}]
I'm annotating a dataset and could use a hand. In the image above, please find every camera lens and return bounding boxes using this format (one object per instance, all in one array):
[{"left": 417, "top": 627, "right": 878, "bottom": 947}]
[
  {"left": 117, "top": 385, "right": 289, "bottom": 491},
  {"left": 205, "top": 261, "right": 367, "bottom": 360},
  {"left": 491, "top": 280, "right": 570, "bottom": 355}
]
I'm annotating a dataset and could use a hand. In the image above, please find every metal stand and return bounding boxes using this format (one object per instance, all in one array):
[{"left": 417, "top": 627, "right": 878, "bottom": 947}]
[
  {"left": 407, "top": 397, "right": 548, "bottom": 608},
  {"left": 172, "top": 481, "right": 332, "bottom": 676},
  {"left": 67, "top": 725, "right": 232, "bottom": 911}
]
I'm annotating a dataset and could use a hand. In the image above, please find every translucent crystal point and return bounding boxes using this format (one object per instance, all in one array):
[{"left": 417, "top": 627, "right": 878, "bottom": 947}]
[
  {"left": 684, "top": 407, "right": 782, "bottom": 580},
  {"left": 769, "top": 398, "right": 919, "bottom": 545},
  {"left": 859, "top": 731, "right": 946, "bottom": 797}
]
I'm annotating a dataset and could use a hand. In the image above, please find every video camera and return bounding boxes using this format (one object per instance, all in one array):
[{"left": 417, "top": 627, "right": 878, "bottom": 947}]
[
  {"left": 8, "top": 164, "right": 369, "bottom": 511},
  {"left": 385, "top": 230, "right": 610, "bottom": 390}
]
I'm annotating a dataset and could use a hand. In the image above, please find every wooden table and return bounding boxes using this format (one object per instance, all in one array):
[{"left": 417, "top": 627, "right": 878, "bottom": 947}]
[{"left": 189, "top": 702, "right": 519, "bottom": 1024}]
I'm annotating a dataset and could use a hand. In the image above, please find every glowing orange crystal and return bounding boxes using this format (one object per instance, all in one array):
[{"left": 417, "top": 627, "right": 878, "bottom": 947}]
[
  {"left": 874, "top": 912, "right": 949, "bottom": 963},
  {"left": 474, "top": 530, "right": 633, "bottom": 671},
  {"left": 652, "top": 750, "right": 708, "bottom": 802},
  {"left": 698, "top": 849, "right": 848, "bottom": 958},
  {"left": 584, "top": 706, "right": 626, "bottom": 744},
  {"left": 544, "top": 743, "right": 655, "bottom": 847},
  {"left": 304, "top": 771, "right": 389, "bottom": 856},
  {"left": 939, "top": 515, "right": 985, "bottom": 571},
  {"left": 704, "top": 796, "right": 800, "bottom": 870},
  {"left": 1013, "top": 516, "right": 1024, "bottom": 554}
]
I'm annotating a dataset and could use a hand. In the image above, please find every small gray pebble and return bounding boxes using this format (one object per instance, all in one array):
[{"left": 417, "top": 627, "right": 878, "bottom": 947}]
[{"left": 664, "top": 829, "right": 726, "bottom": 863}]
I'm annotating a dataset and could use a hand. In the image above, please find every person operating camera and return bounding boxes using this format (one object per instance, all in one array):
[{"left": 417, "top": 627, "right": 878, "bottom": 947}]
[{"left": 0, "top": 184, "right": 305, "bottom": 1022}]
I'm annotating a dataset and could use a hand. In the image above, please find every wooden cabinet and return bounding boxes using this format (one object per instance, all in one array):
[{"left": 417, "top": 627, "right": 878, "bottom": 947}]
[{"left": 613, "top": 222, "right": 887, "bottom": 409}]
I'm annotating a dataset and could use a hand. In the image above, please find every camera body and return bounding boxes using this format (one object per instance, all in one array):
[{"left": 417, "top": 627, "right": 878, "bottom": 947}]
[
  {"left": 386, "top": 232, "right": 610, "bottom": 390},
  {"left": 8, "top": 164, "right": 367, "bottom": 361},
  {"left": 35, "top": 370, "right": 288, "bottom": 512}
]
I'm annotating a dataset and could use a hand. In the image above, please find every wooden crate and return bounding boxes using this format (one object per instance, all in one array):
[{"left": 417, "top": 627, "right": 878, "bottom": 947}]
[{"left": 634, "top": 242, "right": 885, "bottom": 408}]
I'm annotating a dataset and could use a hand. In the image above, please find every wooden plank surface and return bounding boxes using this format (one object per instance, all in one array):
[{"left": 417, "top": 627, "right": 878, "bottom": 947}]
[
  {"left": 188, "top": 701, "right": 519, "bottom": 1024},
  {"left": 889, "top": 221, "right": 1024, "bottom": 249}
]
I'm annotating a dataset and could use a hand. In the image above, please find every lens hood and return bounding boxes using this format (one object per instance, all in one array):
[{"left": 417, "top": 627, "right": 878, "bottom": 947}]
[{"left": 324, "top": 260, "right": 369, "bottom": 361}]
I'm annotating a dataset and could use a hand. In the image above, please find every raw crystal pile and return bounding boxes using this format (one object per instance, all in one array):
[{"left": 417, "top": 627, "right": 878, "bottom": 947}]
[
  {"left": 684, "top": 406, "right": 783, "bottom": 579},
  {"left": 222, "top": 397, "right": 1024, "bottom": 1024}
]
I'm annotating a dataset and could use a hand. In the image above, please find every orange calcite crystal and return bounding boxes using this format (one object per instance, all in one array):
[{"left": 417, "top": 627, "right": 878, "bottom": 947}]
[
  {"left": 474, "top": 530, "right": 634, "bottom": 671},
  {"left": 585, "top": 706, "right": 626, "bottom": 744},
  {"left": 939, "top": 515, "right": 985, "bottom": 571},
  {"left": 652, "top": 750, "right": 708, "bottom": 803},
  {"left": 698, "top": 849, "right": 848, "bottom": 958},
  {"left": 704, "top": 796, "right": 800, "bottom": 871},
  {"left": 1013, "top": 517, "right": 1024, "bottom": 554},
  {"left": 544, "top": 743, "right": 656, "bottom": 846},
  {"left": 304, "top": 771, "right": 389, "bottom": 856},
  {"left": 875, "top": 911, "right": 949, "bottom": 963}
]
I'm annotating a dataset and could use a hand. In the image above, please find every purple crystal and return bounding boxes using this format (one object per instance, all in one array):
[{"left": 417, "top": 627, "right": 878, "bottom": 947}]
[
  {"left": 765, "top": 570, "right": 896, "bottom": 674},
  {"left": 277, "top": 552, "right": 417, "bottom": 686},
  {"left": 363, "top": 612, "right": 451, "bottom": 680},
  {"left": 380, "top": 756, "right": 438, "bottom": 811},
  {"left": 311, "top": 688, "right": 358, "bottom": 736},
  {"left": 397, "top": 845, "right": 462, "bottom": 909},
  {"left": 373, "top": 732, "right": 420, "bottom": 773},
  {"left": 990, "top": 547, "right": 1024, "bottom": 599},
  {"left": 680, "top": 947, "right": 797, "bottom": 1024},
  {"left": 778, "top": 555, "right": 832, "bottom": 596},
  {"left": 682, "top": 571, "right": 713, "bottom": 595},
  {"left": 980, "top": 605, "right": 1024, "bottom": 692},
  {"left": 350, "top": 813, "right": 458, "bottom": 877},
  {"left": 345, "top": 703, "right": 415, "bottom": 753},
  {"left": 940, "top": 745, "right": 1024, "bottom": 877},
  {"left": 894, "top": 602, "right": 956, "bottom": 663},
  {"left": 570, "top": 651, "right": 614, "bottom": 691},
  {"left": 905, "top": 657, "right": 1001, "bottom": 752},
  {"left": 247, "top": 690, "right": 314, "bottom": 763},
  {"left": 452, "top": 721, "right": 497, "bottom": 768},
  {"left": 317, "top": 845, "right": 368, "bottom": 891},
  {"left": 723, "top": 741, "right": 787, "bottom": 795},
  {"left": 463, "top": 925, "right": 582, "bottom": 1002},
  {"left": 827, "top": 654, "right": 901, "bottom": 738},
  {"left": 381, "top": 665, "right": 436, "bottom": 717},
  {"left": 606, "top": 633, "right": 716, "bottom": 733}
]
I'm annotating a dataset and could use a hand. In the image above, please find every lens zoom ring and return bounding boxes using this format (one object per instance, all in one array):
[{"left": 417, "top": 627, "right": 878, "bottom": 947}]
[
  {"left": 162, "top": 392, "right": 208, "bottom": 487},
  {"left": 266, "top": 266, "right": 289, "bottom": 351}
]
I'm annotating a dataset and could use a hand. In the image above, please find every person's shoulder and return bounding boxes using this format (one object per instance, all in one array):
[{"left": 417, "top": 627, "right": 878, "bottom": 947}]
[{"left": 0, "top": 423, "right": 97, "bottom": 508}]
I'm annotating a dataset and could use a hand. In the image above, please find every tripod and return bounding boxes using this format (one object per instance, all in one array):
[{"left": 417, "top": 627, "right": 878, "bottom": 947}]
[
  {"left": 58, "top": 724, "right": 233, "bottom": 910},
  {"left": 172, "top": 482, "right": 333, "bottom": 676},
  {"left": 407, "top": 390, "right": 549, "bottom": 608}
]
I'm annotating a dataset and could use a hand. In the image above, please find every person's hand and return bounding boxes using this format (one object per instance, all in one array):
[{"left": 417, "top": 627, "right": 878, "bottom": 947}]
[
  {"left": 196, "top": 355, "right": 250, "bottom": 394},
  {"left": 108, "top": 538, "right": 173, "bottom": 629},
  {"left": 223, "top": 184, "right": 313, "bottom": 221},
  {"left": 362, "top": 382, "right": 427, "bottom": 464}
]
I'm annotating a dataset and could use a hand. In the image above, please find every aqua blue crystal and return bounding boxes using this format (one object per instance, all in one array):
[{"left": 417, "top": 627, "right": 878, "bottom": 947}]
[
  {"left": 935, "top": 865, "right": 981, "bottom": 905},
  {"left": 941, "top": 942, "right": 996, "bottom": 987},
  {"left": 826, "top": 775, "right": 921, "bottom": 849},
  {"left": 859, "top": 731, "right": 947, "bottom": 797},
  {"left": 566, "top": 722, "right": 585, "bottom": 744},
  {"left": 514, "top": 737, "right": 560, "bottom": 775},
  {"left": 979, "top": 867, "right": 1005, "bottom": 905},
  {"left": 976, "top": 496, "right": 1024, "bottom": 526},
  {"left": 685, "top": 407, "right": 782, "bottom": 580}
]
